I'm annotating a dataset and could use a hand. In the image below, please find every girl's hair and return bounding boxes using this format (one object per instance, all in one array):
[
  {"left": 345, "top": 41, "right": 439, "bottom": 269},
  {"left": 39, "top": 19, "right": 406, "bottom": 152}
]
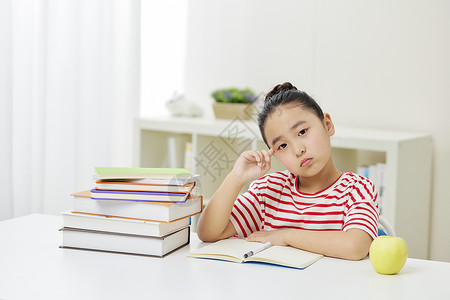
[{"left": 258, "top": 82, "right": 324, "bottom": 146}]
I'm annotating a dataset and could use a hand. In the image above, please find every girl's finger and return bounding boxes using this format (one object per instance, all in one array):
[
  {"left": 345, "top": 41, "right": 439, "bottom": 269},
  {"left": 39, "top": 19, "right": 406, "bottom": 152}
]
[
  {"left": 253, "top": 151, "right": 265, "bottom": 166},
  {"left": 263, "top": 149, "right": 273, "bottom": 163}
]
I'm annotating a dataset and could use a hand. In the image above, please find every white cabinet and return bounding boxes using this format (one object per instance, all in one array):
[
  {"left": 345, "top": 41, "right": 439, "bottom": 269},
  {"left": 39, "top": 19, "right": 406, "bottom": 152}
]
[{"left": 133, "top": 116, "right": 432, "bottom": 259}]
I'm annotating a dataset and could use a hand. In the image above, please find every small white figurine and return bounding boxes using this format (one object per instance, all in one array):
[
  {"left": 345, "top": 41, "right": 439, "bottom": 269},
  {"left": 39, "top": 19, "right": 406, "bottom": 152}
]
[{"left": 165, "top": 92, "right": 204, "bottom": 117}]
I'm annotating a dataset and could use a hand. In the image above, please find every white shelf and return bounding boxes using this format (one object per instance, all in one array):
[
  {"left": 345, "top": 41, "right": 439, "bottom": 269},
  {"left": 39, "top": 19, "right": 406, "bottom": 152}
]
[{"left": 133, "top": 116, "right": 432, "bottom": 259}]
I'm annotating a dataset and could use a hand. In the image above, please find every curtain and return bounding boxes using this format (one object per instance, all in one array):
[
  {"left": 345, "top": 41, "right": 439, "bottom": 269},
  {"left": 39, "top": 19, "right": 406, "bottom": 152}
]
[{"left": 0, "top": 0, "right": 140, "bottom": 220}]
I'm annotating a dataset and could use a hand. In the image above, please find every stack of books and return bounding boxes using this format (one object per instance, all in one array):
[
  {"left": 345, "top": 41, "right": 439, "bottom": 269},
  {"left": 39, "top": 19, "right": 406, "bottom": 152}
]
[{"left": 60, "top": 167, "right": 202, "bottom": 257}]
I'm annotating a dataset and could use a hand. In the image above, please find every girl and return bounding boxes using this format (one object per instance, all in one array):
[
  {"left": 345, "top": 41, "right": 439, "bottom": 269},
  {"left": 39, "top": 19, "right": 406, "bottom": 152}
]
[{"left": 196, "top": 82, "right": 379, "bottom": 260}]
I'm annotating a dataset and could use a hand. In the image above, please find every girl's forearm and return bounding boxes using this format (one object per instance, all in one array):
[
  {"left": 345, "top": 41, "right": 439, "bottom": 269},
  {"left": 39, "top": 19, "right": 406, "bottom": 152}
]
[
  {"left": 248, "top": 228, "right": 373, "bottom": 260},
  {"left": 282, "top": 228, "right": 373, "bottom": 260},
  {"left": 196, "top": 172, "right": 245, "bottom": 242}
]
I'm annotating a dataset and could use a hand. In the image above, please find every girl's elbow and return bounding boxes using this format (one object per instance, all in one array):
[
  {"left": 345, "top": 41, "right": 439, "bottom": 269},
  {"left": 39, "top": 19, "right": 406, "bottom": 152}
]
[
  {"left": 197, "top": 230, "right": 213, "bottom": 242},
  {"left": 341, "top": 229, "right": 372, "bottom": 260},
  {"left": 197, "top": 232, "right": 221, "bottom": 243},
  {"left": 345, "top": 242, "right": 370, "bottom": 261},
  {"left": 196, "top": 225, "right": 208, "bottom": 242},
  {"left": 196, "top": 224, "right": 219, "bottom": 243},
  {"left": 347, "top": 249, "right": 369, "bottom": 261}
]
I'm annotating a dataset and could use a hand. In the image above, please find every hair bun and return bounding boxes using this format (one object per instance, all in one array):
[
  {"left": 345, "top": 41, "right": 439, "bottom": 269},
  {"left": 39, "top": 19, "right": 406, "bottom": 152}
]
[{"left": 265, "top": 82, "right": 298, "bottom": 102}]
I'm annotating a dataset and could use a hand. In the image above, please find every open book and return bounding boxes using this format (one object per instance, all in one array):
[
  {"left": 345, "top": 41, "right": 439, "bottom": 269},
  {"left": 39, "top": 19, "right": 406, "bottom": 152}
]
[{"left": 188, "top": 238, "right": 323, "bottom": 269}]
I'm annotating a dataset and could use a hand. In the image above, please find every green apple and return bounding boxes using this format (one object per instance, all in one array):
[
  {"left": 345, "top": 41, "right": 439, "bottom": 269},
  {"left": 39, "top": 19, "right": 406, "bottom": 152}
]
[{"left": 369, "top": 236, "right": 408, "bottom": 275}]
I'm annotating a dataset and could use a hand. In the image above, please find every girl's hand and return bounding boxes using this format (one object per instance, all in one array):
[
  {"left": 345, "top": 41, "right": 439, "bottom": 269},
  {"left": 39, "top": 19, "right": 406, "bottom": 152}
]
[
  {"left": 230, "top": 148, "right": 275, "bottom": 185},
  {"left": 247, "top": 229, "right": 289, "bottom": 246}
]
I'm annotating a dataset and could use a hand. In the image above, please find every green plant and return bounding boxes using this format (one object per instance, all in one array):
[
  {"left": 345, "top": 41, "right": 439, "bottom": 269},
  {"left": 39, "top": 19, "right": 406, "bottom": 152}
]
[{"left": 211, "top": 88, "right": 257, "bottom": 103}]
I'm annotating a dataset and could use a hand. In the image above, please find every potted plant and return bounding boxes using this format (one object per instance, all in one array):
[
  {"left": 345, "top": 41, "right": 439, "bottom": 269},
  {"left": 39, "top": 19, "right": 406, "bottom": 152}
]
[{"left": 211, "top": 88, "right": 257, "bottom": 120}]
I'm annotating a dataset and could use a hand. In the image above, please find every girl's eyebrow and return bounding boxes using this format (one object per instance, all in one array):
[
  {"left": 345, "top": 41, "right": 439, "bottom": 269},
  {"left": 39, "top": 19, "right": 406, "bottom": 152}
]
[{"left": 271, "top": 120, "right": 306, "bottom": 147}]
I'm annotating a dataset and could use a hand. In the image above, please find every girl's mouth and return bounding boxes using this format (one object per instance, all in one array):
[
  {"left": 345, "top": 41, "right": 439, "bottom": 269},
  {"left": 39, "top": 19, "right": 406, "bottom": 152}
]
[{"left": 301, "top": 158, "right": 312, "bottom": 167}]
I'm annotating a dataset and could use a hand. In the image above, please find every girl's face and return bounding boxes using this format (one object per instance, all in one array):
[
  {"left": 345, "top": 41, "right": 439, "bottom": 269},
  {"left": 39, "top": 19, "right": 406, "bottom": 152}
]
[{"left": 264, "top": 103, "right": 335, "bottom": 178}]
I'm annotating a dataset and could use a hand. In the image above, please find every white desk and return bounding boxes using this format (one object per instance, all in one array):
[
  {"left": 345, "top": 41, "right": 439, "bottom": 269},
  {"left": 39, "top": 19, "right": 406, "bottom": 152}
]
[{"left": 1, "top": 214, "right": 449, "bottom": 300}]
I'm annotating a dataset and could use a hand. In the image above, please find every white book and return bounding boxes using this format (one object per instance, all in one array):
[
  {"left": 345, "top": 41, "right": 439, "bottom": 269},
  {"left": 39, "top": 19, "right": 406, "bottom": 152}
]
[
  {"left": 357, "top": 166, "right": 369, "bottom": 178},
  {"left": 184, "top": 142, "right": 193, "bottom": 172},
  {"left": 369, "top": 164, "right": 378, "bottom": 187},
  {"left": 376, "top": 162, "right": 387, "bottom": 213},
  {"left": 62, "top": 211, "right": 190, "bottom": 237},
  {"left": 60, "top": 226, "right": 190, "bottom": 257},
  {"left": 71, "top": 190, "right": 203, "bottom": 222}
]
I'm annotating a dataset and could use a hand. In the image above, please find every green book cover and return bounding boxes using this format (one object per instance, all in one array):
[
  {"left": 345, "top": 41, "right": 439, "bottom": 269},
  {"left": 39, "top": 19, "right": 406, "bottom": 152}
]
[
  {"left": 95, "top": 167, "right": 192, "bottom": 180},
  {"left": 96, "top": 167, "right": 190, "bottom": 175}
]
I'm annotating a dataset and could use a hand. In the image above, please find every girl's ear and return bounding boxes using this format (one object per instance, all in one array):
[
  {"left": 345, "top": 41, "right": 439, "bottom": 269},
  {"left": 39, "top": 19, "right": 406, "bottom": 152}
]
[{"left": 323, "top": 113, "right": 335, "bottom": 136}]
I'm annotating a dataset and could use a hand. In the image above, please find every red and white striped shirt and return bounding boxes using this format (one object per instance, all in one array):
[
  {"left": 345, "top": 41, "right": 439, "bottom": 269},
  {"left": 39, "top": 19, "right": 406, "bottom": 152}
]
[{"left": 230, "top": 171, "right": 380, "bottom": 239}]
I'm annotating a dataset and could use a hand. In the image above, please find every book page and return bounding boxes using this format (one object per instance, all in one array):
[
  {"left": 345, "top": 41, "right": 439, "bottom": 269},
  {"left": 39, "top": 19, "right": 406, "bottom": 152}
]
[
  {"left": 247, "top": 245, "right": 323, "bottom": 269},
  {"left": 188, "top": 238, "right": 265, "bottom": 263}
]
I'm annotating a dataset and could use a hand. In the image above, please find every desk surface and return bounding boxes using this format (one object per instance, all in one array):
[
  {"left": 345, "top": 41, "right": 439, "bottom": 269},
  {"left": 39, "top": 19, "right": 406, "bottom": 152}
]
[{"left": 1, "top": 214, "right": 449, "bottom": 300}]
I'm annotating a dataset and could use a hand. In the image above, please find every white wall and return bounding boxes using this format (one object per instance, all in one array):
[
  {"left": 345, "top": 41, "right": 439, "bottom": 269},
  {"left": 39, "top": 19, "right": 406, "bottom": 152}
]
[
  {"left": 140, "top": 0, "right": 188, "bottom": 117},
  {"left": 182, "top": 0, "right": 450, "bottom": 262}
]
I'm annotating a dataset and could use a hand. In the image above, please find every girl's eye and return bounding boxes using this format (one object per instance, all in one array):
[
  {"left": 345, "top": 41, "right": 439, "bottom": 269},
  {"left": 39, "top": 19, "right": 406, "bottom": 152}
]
[
  {"left": 298, "top": 129, "right": 307, "bottom": 136},
  {"left": 277, "top": 143, "right": 287, "bottom": 150}
]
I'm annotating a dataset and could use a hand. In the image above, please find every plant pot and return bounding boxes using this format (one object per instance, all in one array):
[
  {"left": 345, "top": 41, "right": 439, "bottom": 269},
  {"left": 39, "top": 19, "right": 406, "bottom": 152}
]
[{"left": 213, "top": 102, "right": 254, "bottom": 120}]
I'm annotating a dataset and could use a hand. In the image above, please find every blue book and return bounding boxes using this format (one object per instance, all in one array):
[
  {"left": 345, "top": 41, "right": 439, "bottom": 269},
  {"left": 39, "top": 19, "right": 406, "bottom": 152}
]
[{"left": 90, "top": 189, "right": 191, "bottom": 203}]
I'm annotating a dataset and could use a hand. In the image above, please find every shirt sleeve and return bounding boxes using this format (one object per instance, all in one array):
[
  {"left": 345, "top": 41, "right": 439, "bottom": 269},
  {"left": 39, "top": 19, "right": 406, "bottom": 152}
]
[
  {"left": 343, "top": 177, "right": 380, "bottom": 239},
  {"left": 229, "top": 181, "right": 264, "bottom": 238}
]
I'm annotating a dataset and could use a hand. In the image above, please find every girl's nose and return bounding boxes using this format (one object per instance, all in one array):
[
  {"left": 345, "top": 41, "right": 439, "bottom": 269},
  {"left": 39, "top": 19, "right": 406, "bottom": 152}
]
[{"left": 295, "top": 143, "right": 305, "bottom": 157}]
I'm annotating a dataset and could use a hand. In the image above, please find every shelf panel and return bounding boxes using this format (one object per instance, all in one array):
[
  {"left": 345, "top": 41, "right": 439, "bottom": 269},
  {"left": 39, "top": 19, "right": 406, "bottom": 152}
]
[{"left": 138, "top": 116, "right": 430, "bottom": 151}]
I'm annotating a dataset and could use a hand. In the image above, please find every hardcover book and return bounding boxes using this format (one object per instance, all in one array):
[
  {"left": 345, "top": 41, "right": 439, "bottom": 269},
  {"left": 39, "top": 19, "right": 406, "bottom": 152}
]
[
  {"left": 90, "top": 189, "right": 191, "bottom": 203},
  {"left": 95, "top": 167, "right": 196, "bottom": 183},
  {"left": 95, "top": 180, "right": 197, "bottom": 193},
  {"left": 72, "top": 190, "right": 203, "bottom": 222},
  {"left": 62, "top": 211, "right": 190, "bottom": 237},
  {"left": 60, "top": 226, "right": 190, "bottom": 257}
]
